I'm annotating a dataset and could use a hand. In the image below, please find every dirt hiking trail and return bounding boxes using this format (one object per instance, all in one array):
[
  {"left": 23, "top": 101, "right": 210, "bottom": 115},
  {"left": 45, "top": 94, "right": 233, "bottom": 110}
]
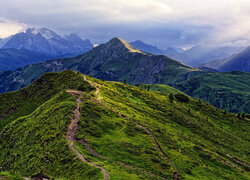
[
  {"left": 82, "top": 76, "right": 180, "bottom": 180},
  {"left": 66, "top": 90, "right": 109, "bottom": 180}
]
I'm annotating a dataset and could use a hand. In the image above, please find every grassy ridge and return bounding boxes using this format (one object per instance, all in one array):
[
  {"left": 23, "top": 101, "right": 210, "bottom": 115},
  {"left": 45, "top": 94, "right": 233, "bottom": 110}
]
[
  {"left": 0, "top": 70, "right": 94, "bottom": 132},
  {"left": 78, "top": 75, "right": 250, "bottom": 179},
  {"left": 0, "top": 92, "right": 102, "bottom": 179},
  {"left": 0, "top": 71, "right": 249, "bottom": 179},
  {"left": 0, "top": 70, "right": 100, "bottom": 179},
  {"left": 0, "top": 38, "right": 196, "bottom": 94},
  {"left": 76, "top": 96, "right": 174, "bottom": 179}
]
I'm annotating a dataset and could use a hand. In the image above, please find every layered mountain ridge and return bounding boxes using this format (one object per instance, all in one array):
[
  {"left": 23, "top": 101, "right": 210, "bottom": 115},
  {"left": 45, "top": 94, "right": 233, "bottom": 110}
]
[
  {"left": 0, "top": 37, "right": 197, "bottom": 93},
  {"left": 0, "top": 37, "right": 249, "bottom": 114},
  {"left": 130, "top": 40, "right": 245, "bottom": 66},
  {"left": 200, "top": 46, "right": 250, "bottom": 73}
]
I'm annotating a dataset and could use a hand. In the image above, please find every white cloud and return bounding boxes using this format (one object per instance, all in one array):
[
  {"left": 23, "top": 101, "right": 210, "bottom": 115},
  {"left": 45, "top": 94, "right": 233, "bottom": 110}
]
[{"left": 0, "top": 18, "right": 26, "bottom": 38}]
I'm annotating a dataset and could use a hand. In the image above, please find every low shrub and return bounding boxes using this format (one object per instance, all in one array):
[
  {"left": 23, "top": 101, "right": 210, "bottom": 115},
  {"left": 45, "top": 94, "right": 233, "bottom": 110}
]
[{"left": 174, "top": 93, "right": 189, "bottom": 102}]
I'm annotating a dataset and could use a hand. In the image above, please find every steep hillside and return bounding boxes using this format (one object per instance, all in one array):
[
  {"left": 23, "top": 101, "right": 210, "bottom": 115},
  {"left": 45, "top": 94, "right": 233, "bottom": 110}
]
[
  {"left": 0, "top": 70, "right": 94, "bottom": 132},
  {"left": 0, "top": 37, "right": 197, "bottom": 94},
  {"left": 174, "top": 71, "right": 250, "bottom": 113},
  {"left": 0, "top": 70, "right": 249, "bottom": 179},
  {"left": 137, "top": 71, "right": 250, "bottom": 114},
  {"left": 0, "top": 70, "right": 101, "bottom": 179},
  {"left": 201, "top": 46, "right": 250, "bottom": 73},
  {"left": 0, "top": 48, "right": 52, "bottom": 70}
]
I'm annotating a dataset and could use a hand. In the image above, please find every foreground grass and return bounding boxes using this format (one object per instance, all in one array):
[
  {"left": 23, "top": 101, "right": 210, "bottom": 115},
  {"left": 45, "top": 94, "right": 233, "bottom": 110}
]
[
  {"left": 0, "top": 70, "right": 94, "bottom": 132},
  {"left": 0, "top": 71, "right": 101, "bottom": 179},
  {"left": 0, "top": 92, "right": 102, "bottom": 179},
  {"left": 0, "top": 71, "right": 249, "bottom": 179},
  {"left": 78, "top": 75, "right": 250, "bottom": 179},
  {"left": 0, "top": 171, "right": 24, "bottom": 180}
]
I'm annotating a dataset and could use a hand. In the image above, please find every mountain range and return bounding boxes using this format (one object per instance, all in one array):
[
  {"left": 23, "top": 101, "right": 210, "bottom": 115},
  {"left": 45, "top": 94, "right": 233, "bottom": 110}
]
[
  {"left": 3, "top": 28, "right": 93, "bottom": 57},
  {"left": 0, "top": 70, "right": 249, "bottom": 179},
  {"left": 0, "top": 28, "right": 94, "bottom": 70},
  {"left": 200, "top": 46, "right": 250, "bottom": 73},
  {"left": 130, "top": 40, "right": 194, "bottom": 65},
  {"left": 185, "top": 45, "right": 244, "bottom": 65},
  {"left": 0, "top": 37, "right": 198, "bottom": 93},
  {"left": 0, "top": 29, "right": 246, "bottom": 71},
  {"left": 0, "top": 37, "right": 249, "bottom": 114},
  {"left": 130, "top": 40, "right": 245, "bottom": 66}
]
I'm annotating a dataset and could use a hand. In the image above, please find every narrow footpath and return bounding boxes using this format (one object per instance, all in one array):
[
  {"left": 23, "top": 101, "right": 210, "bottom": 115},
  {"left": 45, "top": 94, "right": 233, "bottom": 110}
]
[
  {"left": 83, "top": 75, "right": 180, "bottom": 180},
  {"left": 66, "top": 90, "right": 109, "bottom": 180}
]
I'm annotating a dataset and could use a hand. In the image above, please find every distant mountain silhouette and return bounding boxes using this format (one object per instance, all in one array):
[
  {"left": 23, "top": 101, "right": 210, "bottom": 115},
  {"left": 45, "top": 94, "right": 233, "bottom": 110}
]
[
  {"left": 0, "top": 48, "right": 52, "bottom": 70},
  {"left": 200, "top": 46, "right": 250, "bottom": 73},
  {"left": 3, "top": 28, "right": 93, "bottom": 57}
]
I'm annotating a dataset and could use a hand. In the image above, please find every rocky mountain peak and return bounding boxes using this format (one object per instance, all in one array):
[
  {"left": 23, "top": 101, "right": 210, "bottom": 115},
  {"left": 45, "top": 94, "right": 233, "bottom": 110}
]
[
  {"left": 101, "top": 37, "right": 144, "bottom": 54},
  {"left": 3, "top": 27, "right": 94, "bottom": 57}
]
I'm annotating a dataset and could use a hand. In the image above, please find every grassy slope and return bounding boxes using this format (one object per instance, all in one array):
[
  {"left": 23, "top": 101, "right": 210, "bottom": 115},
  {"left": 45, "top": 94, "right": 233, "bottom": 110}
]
[
  {"left": 76, "top": 95, "right": 174, "bottom": 179},
  {"left": 0, "top": 92, "right": 102, "bottom": 179},
  {"left": 0, "top": 71, "right": 249, "bottom": 179},
  {"left": 0, "top": 171, "right": 24, "bottom": 180},
  {"left": 75, "top": 75, "right": 250, "bottom": 179},
  {"left": 174, "top": 71, "right": 250, "bottom": 113},
  {"left": 0, "top": 70, "right": 94, "bottom": 132},
  {"left": 0, "top": 70, "right": 101, "bottom": 179},
  {"left": 142, "top": 84, "right": 185, "bottom": 94}
]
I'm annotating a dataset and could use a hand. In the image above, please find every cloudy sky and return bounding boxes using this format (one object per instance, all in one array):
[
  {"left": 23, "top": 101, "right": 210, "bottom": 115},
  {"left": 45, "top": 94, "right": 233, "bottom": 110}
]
[{"left": 0, "top": 0, "right": 250, "bottom": 48}]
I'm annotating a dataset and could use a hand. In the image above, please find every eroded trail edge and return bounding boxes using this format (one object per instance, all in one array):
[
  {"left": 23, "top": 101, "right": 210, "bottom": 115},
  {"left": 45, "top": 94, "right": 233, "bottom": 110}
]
[{"left": 66, "top": 90, "right": 109, "bottom": 180}]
